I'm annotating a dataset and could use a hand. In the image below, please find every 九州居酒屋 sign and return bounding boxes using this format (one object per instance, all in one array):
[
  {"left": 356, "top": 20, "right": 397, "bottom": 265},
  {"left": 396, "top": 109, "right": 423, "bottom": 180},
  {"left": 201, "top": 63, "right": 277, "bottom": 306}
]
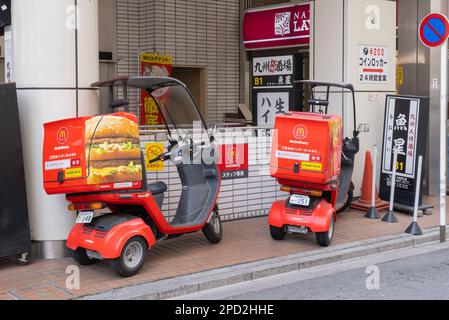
[{"left": 243, "top": 3, "right": 310, "bottom": 50}]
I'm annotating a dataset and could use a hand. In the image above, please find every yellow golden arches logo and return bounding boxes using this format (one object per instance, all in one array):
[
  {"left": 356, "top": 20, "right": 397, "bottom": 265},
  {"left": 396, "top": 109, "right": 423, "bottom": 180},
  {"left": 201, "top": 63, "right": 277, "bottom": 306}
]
[
  {"left": 293, "top": 124, "right": 308, "bottom": 140},
  {"left": 227, "top": 147, "right": 240, "bottom": 164},
  {"left": 57, "top": 127, "right": 69, "bottom": 145}
]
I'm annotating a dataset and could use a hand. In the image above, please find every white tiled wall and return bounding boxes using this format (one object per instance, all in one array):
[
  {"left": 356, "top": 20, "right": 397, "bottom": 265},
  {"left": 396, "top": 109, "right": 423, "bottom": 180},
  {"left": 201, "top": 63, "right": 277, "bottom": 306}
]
[
  {"left": 116, "top": 0, "right": 241, "bottom": 123},
  {"left": 140, "top": 128, "right": 288, "bottom": 221}
]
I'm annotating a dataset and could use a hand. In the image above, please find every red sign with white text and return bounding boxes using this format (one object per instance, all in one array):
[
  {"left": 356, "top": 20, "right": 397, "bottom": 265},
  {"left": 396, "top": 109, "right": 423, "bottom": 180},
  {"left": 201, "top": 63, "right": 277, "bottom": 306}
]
[
  {"left": 218, "top": 144, "right": 249, "bottom": 180},
  {"left": 243, "top": 3, "right": 310, "bottom": 50}
]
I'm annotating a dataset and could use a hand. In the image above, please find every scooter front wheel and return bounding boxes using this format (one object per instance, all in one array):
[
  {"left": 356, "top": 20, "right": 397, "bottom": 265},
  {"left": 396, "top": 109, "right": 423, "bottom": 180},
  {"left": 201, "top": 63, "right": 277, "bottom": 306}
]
[
  {"left": 202, "top": 208, "right": 223, "bottom": 244},
  {"left": 110, "top": 236, "right": 148, "bottom": 277},
  {"left": 315, "top": 217, "right": 335, "bottom": 247}
]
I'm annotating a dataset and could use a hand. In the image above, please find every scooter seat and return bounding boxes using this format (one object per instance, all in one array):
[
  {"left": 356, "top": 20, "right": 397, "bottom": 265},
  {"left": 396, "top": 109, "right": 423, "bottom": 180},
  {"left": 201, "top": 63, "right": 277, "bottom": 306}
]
[{"left": 148, "top": 181, "right": 167, "bottom": 195}]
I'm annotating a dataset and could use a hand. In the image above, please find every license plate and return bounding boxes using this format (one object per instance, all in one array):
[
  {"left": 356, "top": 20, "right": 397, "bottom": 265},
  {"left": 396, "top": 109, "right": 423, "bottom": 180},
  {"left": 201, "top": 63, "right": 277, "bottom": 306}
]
[
  {"left": 76, "top": 211, "right": 93, "bottom": 224},
  {"left": 289, "top": 194, "right": 310, "bottom": 207},
  {"left": 287, "top": 225, "right": 309, "bottom": 234}
]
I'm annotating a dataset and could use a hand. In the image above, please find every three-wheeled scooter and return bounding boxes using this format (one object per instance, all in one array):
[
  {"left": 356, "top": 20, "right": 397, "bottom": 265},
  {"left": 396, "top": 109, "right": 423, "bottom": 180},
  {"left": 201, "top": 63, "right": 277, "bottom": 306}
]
[
  {"left": 269, "top": 81, "right": 369, "bottom": 247},
  {"left": 44, "top": 77, "right": 222, "bottom": 277}
]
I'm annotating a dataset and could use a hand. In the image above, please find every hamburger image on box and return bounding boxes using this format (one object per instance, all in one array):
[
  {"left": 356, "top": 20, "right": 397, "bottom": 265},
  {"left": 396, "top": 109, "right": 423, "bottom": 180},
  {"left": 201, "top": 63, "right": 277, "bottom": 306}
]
[
  {"left": 86, "top": 115, "right": 143, "bottom": 185},
  {"left": 43, "top": 113, "right": 144, "bottom": 195}
]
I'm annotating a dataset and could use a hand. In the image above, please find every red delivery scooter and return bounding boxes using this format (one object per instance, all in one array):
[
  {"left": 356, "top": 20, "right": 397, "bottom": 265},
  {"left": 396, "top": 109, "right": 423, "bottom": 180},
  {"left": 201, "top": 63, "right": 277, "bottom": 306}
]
[
  {"left": 43, "top": 77, "right": 222, "bottom": 277},
  {"left": 269, "top": 81, "right": 369, "bottom": 247}
]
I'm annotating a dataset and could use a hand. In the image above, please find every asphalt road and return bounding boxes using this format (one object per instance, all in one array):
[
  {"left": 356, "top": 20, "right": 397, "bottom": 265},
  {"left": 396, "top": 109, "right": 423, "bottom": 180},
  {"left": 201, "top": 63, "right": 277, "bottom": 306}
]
[{"left": 175, "top": 242, "right": 449, "bottom": 300}]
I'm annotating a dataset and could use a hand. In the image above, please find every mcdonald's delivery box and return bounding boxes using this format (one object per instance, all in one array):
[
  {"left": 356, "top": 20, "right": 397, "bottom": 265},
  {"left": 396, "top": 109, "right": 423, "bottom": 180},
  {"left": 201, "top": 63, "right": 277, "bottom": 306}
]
[
  {"left": 43, "top": 113, "right": 144, "bottom": 195},
  {"left": 270, "top": 112, "right": 343, "bottom": 187}
]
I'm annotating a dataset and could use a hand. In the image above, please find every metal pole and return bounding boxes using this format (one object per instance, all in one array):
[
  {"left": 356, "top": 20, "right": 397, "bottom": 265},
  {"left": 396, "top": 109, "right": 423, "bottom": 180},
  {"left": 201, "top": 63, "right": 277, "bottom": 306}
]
[
  {"left": 389, "top": 149, "right": 398, "bottom": 212},
  {"left": 413, "top": 156, "right": 423, "bottom": 224},
  {"left": 382, "top": 148, "right": 399, "bottom": 223},
  {"left": 440, "top": 42, "right": 447, "bottom": 243},
  {"left": 405, "top": 156, "right": 424, "bottom": 236}
]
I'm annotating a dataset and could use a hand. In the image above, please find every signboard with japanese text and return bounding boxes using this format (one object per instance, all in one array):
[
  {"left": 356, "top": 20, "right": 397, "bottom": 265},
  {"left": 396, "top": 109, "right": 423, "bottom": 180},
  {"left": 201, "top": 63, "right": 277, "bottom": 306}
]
[
  {"left": 218, "top": 144, "right": 249, "bottom": 180},
  {"left": 145, "top": 142, "right": 165, "bottom": 172},
  {"left": 257, "top": 92, "right": 290, "bottom": 127},
  {"left": 358, "top": 45, "right": 389, "bottom": 84},
  {"left": 253, "top": 55, "right": 294, "bottom": 89},
  {"left": 379, "top": 96, "right": 429, "bottom": 206},
  {"left": 252, "top": 53, "right": 304, "bottom": 126},
  {"left": 243, "top": 3, "right": 310, "bottom": 50},
  {"left": 140, "top": 53, "right": 173, "bottom": 126}
]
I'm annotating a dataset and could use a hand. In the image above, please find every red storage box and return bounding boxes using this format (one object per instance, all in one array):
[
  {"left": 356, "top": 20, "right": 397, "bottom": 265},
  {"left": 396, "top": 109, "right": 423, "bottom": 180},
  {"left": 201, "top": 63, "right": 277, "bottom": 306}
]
[
  {"left": 270, "top": 112, "right": 342, "bottom": 186},
  {"left": 43, "top": 113, "right": 144, "bottom": 195}
]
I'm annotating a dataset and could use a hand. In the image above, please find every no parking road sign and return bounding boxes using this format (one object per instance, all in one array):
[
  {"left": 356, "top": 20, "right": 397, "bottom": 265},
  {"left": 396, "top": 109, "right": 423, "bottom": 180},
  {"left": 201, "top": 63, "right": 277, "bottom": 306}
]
[
  {"left": 419, "top": 13, "right": 449, "bottom": 47},
  {"left": 418, "top": 12, "right": 448, "bottom": 243}
]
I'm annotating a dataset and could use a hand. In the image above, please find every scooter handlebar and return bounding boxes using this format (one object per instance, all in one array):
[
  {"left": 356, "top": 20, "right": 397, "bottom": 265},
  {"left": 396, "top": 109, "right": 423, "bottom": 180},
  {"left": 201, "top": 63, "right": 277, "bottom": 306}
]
[{"left": 148, "top": 152, "right": 171, "bottom": 164}]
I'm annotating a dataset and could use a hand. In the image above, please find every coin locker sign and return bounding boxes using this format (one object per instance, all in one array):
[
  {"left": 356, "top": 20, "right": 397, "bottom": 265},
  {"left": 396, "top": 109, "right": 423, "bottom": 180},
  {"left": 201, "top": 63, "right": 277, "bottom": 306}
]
[
  {"left": 359, "top": 45, "right": 389, "bottom": 84},
  {"left": 379, "top": 95, "right": 429, "bottom": 206}
]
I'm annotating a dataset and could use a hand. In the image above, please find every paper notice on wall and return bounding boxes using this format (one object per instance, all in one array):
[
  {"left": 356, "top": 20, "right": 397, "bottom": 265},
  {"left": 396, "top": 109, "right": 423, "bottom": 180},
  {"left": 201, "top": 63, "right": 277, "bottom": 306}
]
[
  {"left": 358, "top": 45, "right": 389, "bottom": 84},
  {"left": 4, "top": 26, "right": 12, "bottom": 82},
  {"left": 257, "top": 92, "right": 289, "bottom": 127}
]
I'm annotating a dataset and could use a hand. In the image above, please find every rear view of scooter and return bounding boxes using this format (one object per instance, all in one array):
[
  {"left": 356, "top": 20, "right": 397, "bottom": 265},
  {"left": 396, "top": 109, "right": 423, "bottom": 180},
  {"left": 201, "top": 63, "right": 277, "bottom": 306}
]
[
  {"left": 43, "top": 77, "right": 223, "bottom": 277},
  {"left": 268, "top": 81, "right": 369, "bottom": 246}
]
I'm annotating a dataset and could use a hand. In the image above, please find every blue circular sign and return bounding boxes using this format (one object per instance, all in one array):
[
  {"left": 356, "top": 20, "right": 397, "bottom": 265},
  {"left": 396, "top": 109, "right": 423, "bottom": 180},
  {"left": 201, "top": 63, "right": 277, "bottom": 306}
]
[{"left": 419, "top": 13, "right": 449, "bottom": 47}]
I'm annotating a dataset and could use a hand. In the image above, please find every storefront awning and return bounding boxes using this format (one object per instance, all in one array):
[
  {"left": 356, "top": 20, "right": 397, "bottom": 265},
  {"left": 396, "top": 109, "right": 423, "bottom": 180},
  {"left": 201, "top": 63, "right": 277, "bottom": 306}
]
[{"left": 242, "top": 2, "right": 310, "bottom": 51}]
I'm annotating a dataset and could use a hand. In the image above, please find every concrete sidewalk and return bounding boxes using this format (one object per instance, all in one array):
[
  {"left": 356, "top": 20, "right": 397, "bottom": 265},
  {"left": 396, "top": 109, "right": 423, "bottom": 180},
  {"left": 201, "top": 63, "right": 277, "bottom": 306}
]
[
  {"left": 0, "top": 196, "right": 446, "bottom": 300},
  {"left": 80, "top": 226, "right": 448, "bottom": 300}
]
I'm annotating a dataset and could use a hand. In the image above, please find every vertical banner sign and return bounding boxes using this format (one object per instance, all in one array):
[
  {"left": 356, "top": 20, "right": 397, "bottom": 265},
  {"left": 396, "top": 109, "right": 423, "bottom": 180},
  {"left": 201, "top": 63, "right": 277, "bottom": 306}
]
[
  {"left": 358, "top": 45, "right": 389, "bottom": 84},
  {"left": 257, "top": 92, "right": 289, "bottom": 127},
  {"left": 218, "top": 144, "right": 249, "bottom": 180},
  {"left": 145, "top": 142, "right": 165, "bottom": 172},
  {"left": 379, "top": 96, "right": 429, "bottom": 206},
  {"left": 140, "top": 53, "right": 173, "bottom": 126},
  {"left": 252, "top": 54, "right": 303, "bottom": 127}
]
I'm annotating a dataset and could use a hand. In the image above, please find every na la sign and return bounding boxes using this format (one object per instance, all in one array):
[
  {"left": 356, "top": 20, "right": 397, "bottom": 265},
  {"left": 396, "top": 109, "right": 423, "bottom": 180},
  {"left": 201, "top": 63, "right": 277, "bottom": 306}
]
[{"left": 243, "top": 3, "right": 310, "bottom": 50}]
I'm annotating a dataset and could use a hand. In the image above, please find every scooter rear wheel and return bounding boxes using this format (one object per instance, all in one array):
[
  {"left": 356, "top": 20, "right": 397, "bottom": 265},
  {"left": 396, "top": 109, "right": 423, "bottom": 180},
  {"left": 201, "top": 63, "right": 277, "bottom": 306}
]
[
  {"left": 315, "top": 217, "right": 335, "bottom": 247},
  {"left": 270, "top": 226, "right": 286, "bottom": 240},
  {"left": 71, "top": 248, "right": 98, "bottom": 266},
  {"left": 337, "top": 182, "right": 354, "bottom": 214},
  {"left": 202, "top": 208, "right": 223, "bottom": 244},
  {"left": 110, "top": 236, "right": 148, "bottom": 277}
]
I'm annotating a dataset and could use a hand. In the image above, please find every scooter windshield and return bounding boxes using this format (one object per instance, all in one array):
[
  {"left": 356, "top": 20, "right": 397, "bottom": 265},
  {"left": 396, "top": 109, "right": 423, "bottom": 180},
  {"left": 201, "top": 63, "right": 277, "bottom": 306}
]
[{"left": 149, "top": 84, "right": 207, "bottom": 139}]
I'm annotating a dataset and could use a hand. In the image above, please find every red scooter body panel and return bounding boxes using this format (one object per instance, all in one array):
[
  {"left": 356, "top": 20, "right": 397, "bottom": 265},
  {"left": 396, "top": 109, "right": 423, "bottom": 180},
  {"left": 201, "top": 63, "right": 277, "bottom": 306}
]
[
  {"left": 66, "top": 189, "right": 216, "bottom": 235},
  {"left": 66, "top": 217, "right": 156, "bottom": 259},
  {"left": 269, "top": 198, "right": 335, "bottom": 233}
]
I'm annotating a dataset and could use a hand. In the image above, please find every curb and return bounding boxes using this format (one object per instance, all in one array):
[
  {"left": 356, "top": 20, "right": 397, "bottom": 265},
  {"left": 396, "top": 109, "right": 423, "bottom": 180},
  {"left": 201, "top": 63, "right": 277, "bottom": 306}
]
[{"left": 79, "top": 226, "right": 448, "bottom": 300}]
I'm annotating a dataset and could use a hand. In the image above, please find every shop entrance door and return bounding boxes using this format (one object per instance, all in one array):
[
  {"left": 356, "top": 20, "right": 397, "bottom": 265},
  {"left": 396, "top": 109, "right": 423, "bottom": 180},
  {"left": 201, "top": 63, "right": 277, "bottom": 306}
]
[{"left": 172, "top": 67, "right": 207, "bottom": 119}]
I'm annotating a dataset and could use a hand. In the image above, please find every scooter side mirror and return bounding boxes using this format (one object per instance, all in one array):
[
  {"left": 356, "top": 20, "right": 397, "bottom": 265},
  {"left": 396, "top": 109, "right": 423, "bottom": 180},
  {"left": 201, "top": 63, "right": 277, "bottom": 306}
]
[
  {"left": 208, "top": 124, "right": 218, "bottom": 140},
  {"left": 357, "top": 123, "right": 370, "bottom": 133}
]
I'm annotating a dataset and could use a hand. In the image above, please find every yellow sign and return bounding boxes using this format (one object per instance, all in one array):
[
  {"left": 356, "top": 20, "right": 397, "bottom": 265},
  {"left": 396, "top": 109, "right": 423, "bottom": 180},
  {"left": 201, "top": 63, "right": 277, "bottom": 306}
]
[
  {"left": 64, "top": 167, "right": 82, "bottom": 179},
  {"left": 397, "top": 65, "right": 404, "bottom": 86},
  {"left": 140, "top": 53, "right": 173, "bottom": 65},
  {"left": 146, "top": 143, "right": 165, "bottom": 172},
  {"left": 301, "top": 162, "right": 323, "bottom": 172}
]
